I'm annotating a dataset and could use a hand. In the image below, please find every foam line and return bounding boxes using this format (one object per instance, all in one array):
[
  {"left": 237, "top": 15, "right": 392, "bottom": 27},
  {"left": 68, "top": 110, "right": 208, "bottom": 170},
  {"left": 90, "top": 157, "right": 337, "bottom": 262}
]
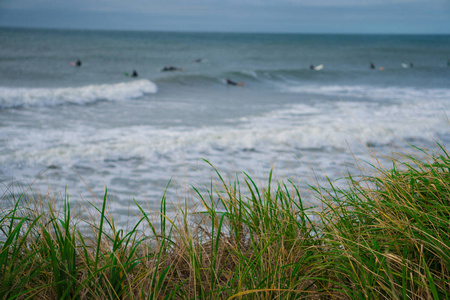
[{"left": 0, "top": 79, "right": 158, "bottom": 109}]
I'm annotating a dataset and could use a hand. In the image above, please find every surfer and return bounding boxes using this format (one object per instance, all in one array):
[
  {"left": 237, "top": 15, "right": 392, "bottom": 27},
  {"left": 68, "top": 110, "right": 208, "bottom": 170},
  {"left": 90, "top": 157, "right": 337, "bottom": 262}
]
[
  {"left": 410, "top": 62, "right": 414, "bottom": 68},
  {"left": 193, "top": 58, "right": 203, "bottom": 63},
  {"left": 310, "top": 64, "right": 314, "bottom": 70},
  {"left": 161, "top": 65, "right": 184, "bottom": 72},
  {"left": 76, "top": 59, "right": 82, "bottom": 67},
  {"left": 131, "top": 70, "right": 138, "bottom": 77},
  {"left": 370, "top": 62, "right": 375, "bottom": 69},
  {"left": 225, "top": 78, "right": 244, "bottom": 86},
  {"left": 226, "top": 78, "right": 238, "bottom": 86}
]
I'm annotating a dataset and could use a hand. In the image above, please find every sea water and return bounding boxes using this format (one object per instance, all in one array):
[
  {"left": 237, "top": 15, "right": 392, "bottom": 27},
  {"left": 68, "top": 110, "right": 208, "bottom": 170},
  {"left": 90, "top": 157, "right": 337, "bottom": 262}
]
[{"left": 1, "top": 28, "right": 449, "bottom": 223}]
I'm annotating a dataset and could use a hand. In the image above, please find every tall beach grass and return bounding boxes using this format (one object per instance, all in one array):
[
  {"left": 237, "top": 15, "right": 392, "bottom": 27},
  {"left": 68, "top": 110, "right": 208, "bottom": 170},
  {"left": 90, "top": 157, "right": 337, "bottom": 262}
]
[{"left": 0, "top": 144, "right": 449, "bottom": 299}]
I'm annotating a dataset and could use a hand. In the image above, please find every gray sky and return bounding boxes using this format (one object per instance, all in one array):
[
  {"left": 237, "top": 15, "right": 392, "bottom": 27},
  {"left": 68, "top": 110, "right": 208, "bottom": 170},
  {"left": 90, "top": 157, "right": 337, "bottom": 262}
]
[{"left": 0, "top": 0, "right": 449, "bottom": 34}]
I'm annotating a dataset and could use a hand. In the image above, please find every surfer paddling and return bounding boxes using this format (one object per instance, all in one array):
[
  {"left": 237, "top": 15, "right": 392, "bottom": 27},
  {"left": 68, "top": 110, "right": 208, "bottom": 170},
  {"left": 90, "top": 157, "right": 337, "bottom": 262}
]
[
  {"left": 225, "top": 78, "right": 244, "bottom": 86},
  {"left": 310, "top": 64, "right": 323, "bottom": 71},
  {"left": 161, "top": 66, "right": 184, "bottom": 72}
]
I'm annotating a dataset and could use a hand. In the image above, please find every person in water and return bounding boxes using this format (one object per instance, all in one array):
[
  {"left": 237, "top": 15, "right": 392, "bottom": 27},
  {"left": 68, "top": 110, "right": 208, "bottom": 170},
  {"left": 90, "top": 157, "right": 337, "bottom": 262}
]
[
  {"left": 410, "top": 62, "right": 414, "bottom": 68},
  {"left": 370, "top": 62, "right": 375, "bottom": 69},
  {"left": 225, "top": 78, "right": 244, "bottom": 86},
  {"left": 226, "top": 78, "right": 238, "bottom": 86},
  {"left": 131, "top": 70, "right": 138, "bottom": 77},
  {"left": 310, "top": 64, "right": 314, "bottom": 70},
  {"left": 161, "top": 65, "right": 184, "bottom": 72},
  {"left": 76, "top": 59, "right": 82, "bottom": 67}
]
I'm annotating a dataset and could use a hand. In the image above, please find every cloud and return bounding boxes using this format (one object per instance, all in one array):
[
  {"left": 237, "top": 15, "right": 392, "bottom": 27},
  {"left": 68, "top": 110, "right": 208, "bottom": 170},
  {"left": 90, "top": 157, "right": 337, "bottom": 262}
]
[
  {"left": 0, "top": 0, "right": 448, "bottom": 33},
  {"left": 1, "top": 0, "right": 445, "bottom": 12},
  {"left": 0, "top": 0, "right": 430, "bottom": 9},
  {"left": 265, "top": 0, "right": 431, "bottom": 5}
]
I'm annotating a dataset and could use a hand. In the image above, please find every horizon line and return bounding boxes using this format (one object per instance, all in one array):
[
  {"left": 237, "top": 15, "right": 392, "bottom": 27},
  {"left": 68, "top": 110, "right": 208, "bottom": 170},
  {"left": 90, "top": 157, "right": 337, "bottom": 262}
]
[{"left": 1, "top": 25, "right": 449, "bottom": 36}]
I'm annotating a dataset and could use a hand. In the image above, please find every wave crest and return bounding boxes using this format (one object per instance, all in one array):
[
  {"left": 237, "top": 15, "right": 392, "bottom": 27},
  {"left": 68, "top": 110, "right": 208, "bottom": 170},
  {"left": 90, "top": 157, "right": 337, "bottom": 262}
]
[
  {"left": 0, "top": 79, "right": 158, "bottom": 109},
  {"left": 281, "top": 84, "right": 450, "bottom": 101}
]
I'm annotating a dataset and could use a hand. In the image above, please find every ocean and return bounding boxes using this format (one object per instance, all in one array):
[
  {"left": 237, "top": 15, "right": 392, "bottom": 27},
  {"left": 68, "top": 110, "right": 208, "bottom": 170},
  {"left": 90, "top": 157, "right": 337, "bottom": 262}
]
[{"left": 1, "top": 28, "right": 449, "bottom": 223}]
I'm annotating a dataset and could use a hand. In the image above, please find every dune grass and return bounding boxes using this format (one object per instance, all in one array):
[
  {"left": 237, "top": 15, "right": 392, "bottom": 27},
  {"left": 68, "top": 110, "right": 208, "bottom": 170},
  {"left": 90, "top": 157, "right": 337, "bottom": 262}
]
[{"left": 0, "top": 144, "right": 449, "bottom": 299}]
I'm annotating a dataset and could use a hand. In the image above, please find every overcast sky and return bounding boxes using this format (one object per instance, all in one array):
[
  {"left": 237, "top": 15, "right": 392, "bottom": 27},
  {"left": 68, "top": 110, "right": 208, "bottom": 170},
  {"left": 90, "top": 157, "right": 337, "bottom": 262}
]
[{"left": 0, "top": 0, "right": 449, "bottom": 34}]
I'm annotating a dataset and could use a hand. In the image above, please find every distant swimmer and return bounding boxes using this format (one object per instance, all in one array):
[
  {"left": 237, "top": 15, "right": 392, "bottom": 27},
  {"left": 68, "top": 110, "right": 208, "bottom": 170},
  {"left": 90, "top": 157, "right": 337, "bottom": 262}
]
[
  {"left": 447, "top": 59, "right": 450, "bottom": 67},
  {"left": 310, "top": 64, "right": 323, "bottom": 71},
  {"left": 410, "top": 62, "right": 414, "bottom": 68},
  {"left": 161, "top": 65, "right": 184, "bottom": 72},
  {"left": 314, "top": 64, "right": 324, "bottom": 71},
  {"left": 124, "top": 70, "right": 138, "bottom": 77},
  {"left": 370, "top": 62, "right": 375, "bottom": 69},
  {"left": 225, "top": 78, "right": 244, "bottom": 86},
  {"left": 70, "top": 59, "right": 82, "bottom": 67},
  {"left": 193, "top": 58, "right": 204, "bottom": 63}
]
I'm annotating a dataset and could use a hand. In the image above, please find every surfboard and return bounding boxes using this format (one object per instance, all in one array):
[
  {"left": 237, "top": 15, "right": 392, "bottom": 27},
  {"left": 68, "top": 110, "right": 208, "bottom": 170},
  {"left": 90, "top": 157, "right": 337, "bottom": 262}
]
[
  {"left": 124, "top": 73, "right": 130, "bottom": 77},
  {"left": 69, "top": 62, "right": 75, "bottom": 67},
  {"left": 315, "top": 64, "right": 324, "bottom": 71}
]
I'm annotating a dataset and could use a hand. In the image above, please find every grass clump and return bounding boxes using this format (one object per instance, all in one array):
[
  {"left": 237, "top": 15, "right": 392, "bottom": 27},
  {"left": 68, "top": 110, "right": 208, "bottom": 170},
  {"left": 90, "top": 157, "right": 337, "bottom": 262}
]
[
  {"left": 315, "top": 145, "right": 450, "bottom": 299},
  {"left": 0, "top": 145, "right": 449, "bottom": 299}
]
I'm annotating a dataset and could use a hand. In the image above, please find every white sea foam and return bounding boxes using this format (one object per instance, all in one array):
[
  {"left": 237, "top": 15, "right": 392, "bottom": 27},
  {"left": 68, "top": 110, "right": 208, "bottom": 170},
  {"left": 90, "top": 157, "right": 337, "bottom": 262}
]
[
  {"left": 0, "top": 79, "right": 158, "bottom": 109},
  {"left": 3, "top": 95, "right": 448, "bottom": 168},
  {"left": 281, "top": 84, "right": 450, "bottom": 102},
  {"left": 2, "top": 88, "right": 449, "bottom": 218}
]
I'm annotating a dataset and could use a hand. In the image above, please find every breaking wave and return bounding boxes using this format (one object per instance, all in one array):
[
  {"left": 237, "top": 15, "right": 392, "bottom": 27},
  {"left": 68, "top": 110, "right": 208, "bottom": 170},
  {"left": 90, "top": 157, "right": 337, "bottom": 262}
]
[
  {"left": 280, "top": 84, "right": 450, "bottom": 102},
  {"left": 0, "top": 79, "right": 158, "bottom": 109}
]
